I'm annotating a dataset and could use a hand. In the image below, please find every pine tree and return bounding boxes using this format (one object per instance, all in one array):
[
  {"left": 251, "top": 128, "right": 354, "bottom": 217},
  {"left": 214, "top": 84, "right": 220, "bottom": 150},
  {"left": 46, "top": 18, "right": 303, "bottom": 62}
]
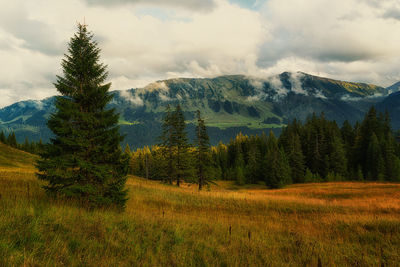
[
  {"left": 287, "top": 133, "right": 305, "bottom": 183},
  {"left": 159, "top": 104, "right": 175, "bottom": 184},
  {"left": 355, "top": 165, "right": 364, "bottom": 181},
  {"left": 382, "top": 133, "right": 400, "bottom": 181},
  {"left": 124, "top": 143, "right": 131, "bottom": 155},
  {"left": 304, "top": 168, "right": 315, "bottom": 183},
  {"left": 195, "top": 110, "right": 211, "bottom": 190},
  {"left": 36, "top": 24, "right": 129, "bottom": 209},
  {"left": 7, "top": 132, "right": 17, "bottom": 148},
  {"left": 0, "top": 131, "right": 5, "bottom": 144},
  {"left": 22, "top": 137, "right": 30, "bottom": 152},
  {"left": 366, "top": 133, "right": 384, "bottom": 180},
  {"left": 246, "top": 143, "right": 261, "bottom": 183},
  {"left": 341, "top": 120, "right": 355, "bottom": 173},
  {"left": 263, "top": 132, "right": 291, "bottom": 188},
  {"left": 235, "top": 153, "right": 246, "bottom": 185},
  {"left": 329, "top": 135, "right": 347, "bottom": 178},
  {"left": 171, "top": 104, "right": 192, "bottom": 186}
]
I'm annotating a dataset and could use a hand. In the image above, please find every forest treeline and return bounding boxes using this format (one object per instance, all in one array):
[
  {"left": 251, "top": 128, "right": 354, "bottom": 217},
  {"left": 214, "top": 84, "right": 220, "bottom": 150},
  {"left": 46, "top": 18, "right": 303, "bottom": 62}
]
[
  {"left": 0, "top": 131, "right": 42, "bottom": 154},
  {"left": 128, "top": 106, "right": 400, "bottom": 188}
]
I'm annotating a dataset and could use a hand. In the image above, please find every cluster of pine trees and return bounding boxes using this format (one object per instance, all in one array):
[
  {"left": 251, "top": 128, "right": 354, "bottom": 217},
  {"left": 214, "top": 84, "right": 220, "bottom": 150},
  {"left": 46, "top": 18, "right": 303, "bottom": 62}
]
[
  {"left": 0, "top": 131, "right": 42, "bottom": 154},
  {"left": 127, "top": 105, "right": 212, "bottom": 190},
  {"left": 129, "top": 107, "right": 400, "bottom": 188}
]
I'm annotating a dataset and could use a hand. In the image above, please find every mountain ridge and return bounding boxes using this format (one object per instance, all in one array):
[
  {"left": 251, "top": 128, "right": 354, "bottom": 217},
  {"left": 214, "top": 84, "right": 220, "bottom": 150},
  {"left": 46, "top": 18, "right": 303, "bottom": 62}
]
[{"left": 0, "top": 72, "right": 397, "bottom": 147}]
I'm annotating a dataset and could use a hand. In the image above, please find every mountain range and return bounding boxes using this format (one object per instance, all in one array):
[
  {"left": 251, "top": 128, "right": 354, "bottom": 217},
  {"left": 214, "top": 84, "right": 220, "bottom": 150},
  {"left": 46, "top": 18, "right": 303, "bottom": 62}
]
[{"left": 1, "top": 71, "right": 399, "bottom": 148}]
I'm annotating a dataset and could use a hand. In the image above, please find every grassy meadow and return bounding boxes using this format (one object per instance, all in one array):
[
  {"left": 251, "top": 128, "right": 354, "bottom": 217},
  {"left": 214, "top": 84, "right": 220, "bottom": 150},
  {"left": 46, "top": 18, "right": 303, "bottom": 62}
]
[{"left": 0, "top": 143, "right": 399, "bottom": 266}]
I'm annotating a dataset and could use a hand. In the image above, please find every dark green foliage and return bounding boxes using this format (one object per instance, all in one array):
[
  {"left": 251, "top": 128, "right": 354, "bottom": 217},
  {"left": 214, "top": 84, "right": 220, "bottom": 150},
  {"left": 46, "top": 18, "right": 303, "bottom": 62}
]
[
  {"left": 172, "top": 104, "right": 193, "bottom": 186},
  {"left": 0, "top": 131, "right": 5, "bottom": 144},
  {"left": 366, "top": 133, "right": 384, "bottom": 180},
  {"left": 246, "top": 140, "right": 262, "bottom": 184},
  {"left": 263, "top": 132, "right": 292, "bottom": 188},
  {"left": 382, "top": 134, "right": 400, "bottom": 181},
  {"left": 279, "top": 122, "right": 305, "bottom": 183},
  {"left": 351, "top": 107, "right": 400, "bottom": 180},
  {"left": 7, "top": 132, "right": 17, "bottom": 148},
  {"left": 124, "top": 144, "right": 131, "bottom": 155},
  {"left": 159, "top": 104, "right": 175, "bottom": 184},
  {"left": 0, "top": 131, "right": 41, "bottom": 153},
  {"left": 36, "top": 24, "right": 129, "bottom": 209},
  {"left": 234, "top": 152, "right": 246, "bottom": 185},
  {"left": 131, "top": 106, "right": 400, "bottom": 187},
  {"left": 195, "top": 110, "right": 212, "bottom": 190},
  {"left": 329, "top": 136, "right": 347, "bottom": 179},
  {"left": 158, "top": 104, "right": 193, "bottom": 186}
]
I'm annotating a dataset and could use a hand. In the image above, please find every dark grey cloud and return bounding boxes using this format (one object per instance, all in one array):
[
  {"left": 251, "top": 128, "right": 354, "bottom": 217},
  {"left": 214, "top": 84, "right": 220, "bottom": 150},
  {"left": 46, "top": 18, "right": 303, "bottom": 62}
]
[
  {"left": 0, "top": 5, "right": 64, "bottom": 55},
  {"left": 10, "top": 20, "right": 63, "bottom": 55},
  {"left": 383, "top": 8, "right": 400, "bottom": 20},
  {"left": 258, "top": 0, "right": 399, "bottom": 67},
  {"left": 256, "top": 37, "right": 382, "bottom": 68},
  {"left": 83, "top": 0, "right": 216, "bottom": 11}
]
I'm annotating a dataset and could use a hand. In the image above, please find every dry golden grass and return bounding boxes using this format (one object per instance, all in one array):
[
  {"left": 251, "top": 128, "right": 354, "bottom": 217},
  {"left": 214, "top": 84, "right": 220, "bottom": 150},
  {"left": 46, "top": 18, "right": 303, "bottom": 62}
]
[{"left": 0, "top": 150, "right": 399, "bottom": 266}]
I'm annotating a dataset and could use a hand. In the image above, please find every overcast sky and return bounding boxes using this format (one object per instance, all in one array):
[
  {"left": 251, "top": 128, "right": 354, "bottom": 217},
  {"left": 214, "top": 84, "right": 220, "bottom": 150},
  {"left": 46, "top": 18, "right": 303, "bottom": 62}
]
[{"left": 1, "top": 0, "right": 400, "bottom": 107}]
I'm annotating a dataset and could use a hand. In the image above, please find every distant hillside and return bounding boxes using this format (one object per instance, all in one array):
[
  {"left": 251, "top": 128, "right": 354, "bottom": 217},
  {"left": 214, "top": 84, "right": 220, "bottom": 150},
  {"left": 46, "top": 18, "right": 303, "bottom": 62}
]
[
  {"left": 0, "top": 72, "right": 390, "bottom": 147},
  {"left": 386, "top": 81, "right": 400, "bottom": 94},
  {"left": 0, "top": 142, "right": 37, "bottom": 168},
  {"left": 377, "top": 91, "right": 400, "bottom": 129}
]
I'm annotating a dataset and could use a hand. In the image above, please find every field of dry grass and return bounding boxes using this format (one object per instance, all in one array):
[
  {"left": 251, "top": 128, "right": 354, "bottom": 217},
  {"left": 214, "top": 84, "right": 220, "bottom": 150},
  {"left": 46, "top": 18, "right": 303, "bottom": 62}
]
[{"left": 0, "top": 147, "right": 399, "bottom": 266}]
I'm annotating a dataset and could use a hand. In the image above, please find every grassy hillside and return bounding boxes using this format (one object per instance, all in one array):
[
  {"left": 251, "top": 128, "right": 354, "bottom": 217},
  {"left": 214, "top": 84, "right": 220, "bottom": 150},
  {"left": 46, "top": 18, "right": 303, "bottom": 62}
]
[
  {"left": 0, "top": 147, "right": 399, "bottom": 266},
  {"left": 0, "top": 142, "right": 37, "bottom": 169}
]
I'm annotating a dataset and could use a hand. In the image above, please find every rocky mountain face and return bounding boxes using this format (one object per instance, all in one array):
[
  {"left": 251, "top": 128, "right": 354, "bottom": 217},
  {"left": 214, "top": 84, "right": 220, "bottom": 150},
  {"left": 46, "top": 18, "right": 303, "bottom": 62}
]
[{"left": 0, "top": 72, "right": 395, "bottom": 147}]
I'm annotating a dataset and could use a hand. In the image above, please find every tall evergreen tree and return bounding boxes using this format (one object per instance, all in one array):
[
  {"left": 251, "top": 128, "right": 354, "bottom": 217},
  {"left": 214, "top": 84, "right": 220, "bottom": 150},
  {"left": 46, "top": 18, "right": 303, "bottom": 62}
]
[
  {"left": 288, "top": 133, "right": 306, "bottom": 183},
  {"left": 366, "top": 133, "right": 385, "bottom": 180},
  {"left": 246, "top": 142, "right": 262, "bottom": 183},
  {"left": 382, "top": 133, "right": 400, "bottom": 181},
  {"left": 263, "top": 132, "right": 291, "bottom": 188},
  {"left": 195, "top": 110, "right": 211, "bottom": 190},
  {"left": 172, "top": 104, "right": 192, "bottom": 186},
  {"left": 36, "top": 24, "right": 129, "bottom": 209},
  {"left": 159, "top": 104, "right": 175, "bottom": 184},
  {"left": 341, "top": 120, "right": 355, "bottom": 173},
  {"left": 329, "top": 135, "right": 348, "bottom": 178}
]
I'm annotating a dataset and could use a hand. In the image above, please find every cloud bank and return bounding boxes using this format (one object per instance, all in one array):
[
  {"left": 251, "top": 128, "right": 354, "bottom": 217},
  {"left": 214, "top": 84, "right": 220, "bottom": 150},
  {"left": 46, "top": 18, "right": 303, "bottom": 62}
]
[{"left": 0, "top": 0, "right": 400, "bottom": 107}]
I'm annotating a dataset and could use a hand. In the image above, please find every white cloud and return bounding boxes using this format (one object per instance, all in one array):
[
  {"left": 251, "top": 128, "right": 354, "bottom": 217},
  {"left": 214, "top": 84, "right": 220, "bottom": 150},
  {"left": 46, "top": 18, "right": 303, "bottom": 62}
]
[
  {"left": 119, "top": 90, "right": 144, "bottom": 106},
  {"left": 83, "top": 0, "right": 216, "bottom": 12},
  {"left": 256, "top": 0, "right": 400, "bottom": 85},
  {"left": 0, "top": 0, "right": 400, "bottom": 108},
  {"left": 144, "top": 81, "right": 169, "bottom": 91}
]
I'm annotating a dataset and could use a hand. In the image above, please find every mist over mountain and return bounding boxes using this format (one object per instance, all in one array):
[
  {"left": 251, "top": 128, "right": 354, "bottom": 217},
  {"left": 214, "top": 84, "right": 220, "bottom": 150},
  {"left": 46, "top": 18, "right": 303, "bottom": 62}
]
[{"left": 0, "top": 72, "right": 396, "bottom": 148}]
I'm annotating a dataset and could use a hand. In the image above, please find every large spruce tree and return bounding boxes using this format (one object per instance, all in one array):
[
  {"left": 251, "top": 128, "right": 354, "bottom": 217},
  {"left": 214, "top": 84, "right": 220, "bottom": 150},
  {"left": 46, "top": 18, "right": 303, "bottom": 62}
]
[{"left": 36, "top": 24, "right": 129, "bottom": 209}]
